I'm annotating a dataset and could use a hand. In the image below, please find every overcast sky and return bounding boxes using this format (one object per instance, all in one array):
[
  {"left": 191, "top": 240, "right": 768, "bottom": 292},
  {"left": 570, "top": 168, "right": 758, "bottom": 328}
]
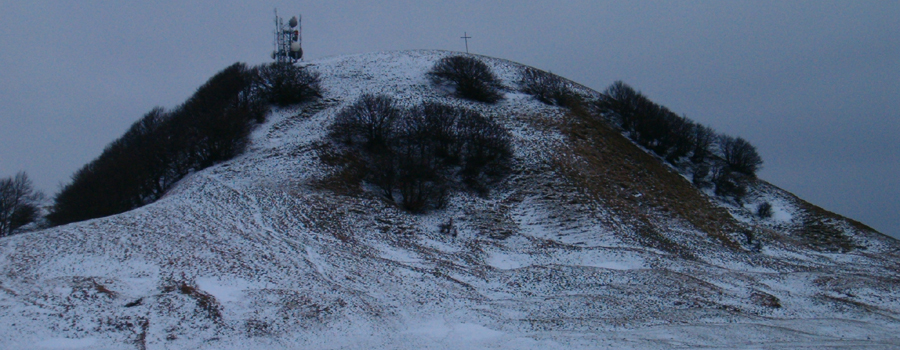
[{"left": 1, "top": 1, "right": 897, "bottom": 239}]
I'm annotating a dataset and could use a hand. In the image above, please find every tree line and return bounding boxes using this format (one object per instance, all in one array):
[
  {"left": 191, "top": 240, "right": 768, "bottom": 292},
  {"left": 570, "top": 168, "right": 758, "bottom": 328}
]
[
  {"left": 47, "top": 63, "right": 321, "bottom": 225},
  {"left": 596, "top": 81, "right": 762, "bottom": 199},
  {"left": 515, "top": 67, "right": 763, "bottom": 201}
]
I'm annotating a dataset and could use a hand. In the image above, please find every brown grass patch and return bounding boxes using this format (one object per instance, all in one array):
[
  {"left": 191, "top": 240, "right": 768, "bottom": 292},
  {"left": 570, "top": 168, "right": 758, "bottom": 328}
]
[
  {"left": 92, "top": 279, "right": 118, "bottom": 298},
  {"left": 163, "top": 281, "right": 223, "bottom": 323},
  {"left": 303, "top": 196, "right": 356, "bottom": 242},
  {"left": 245, "top": 319, "right": 271, "bottom": 337},
  {"left": 792, "top": 200, "right": 870, "bottom": 252},
  {"left": 136, "top": 317, "right": 149, "bottom": 350},
  {"left": 750, "top": 291, "right": 782, "bottom": 308},
  {"left": 309, "top": 141, "right": 366, "bottom": 196},
  {"left": 179, "top": 283, "right": 222, "bottom": 322},
  {"left": 71, "top": 277, "right": 118, "bottom": 298},
  {"left": 548, "top": 104, "right": 741, "bottom": 252},
  {"left": 0, "top": 283, "right": 18, "bottom": 296},
  {"left": 795, "top": 218, "right": 856, "bottom": 253}
]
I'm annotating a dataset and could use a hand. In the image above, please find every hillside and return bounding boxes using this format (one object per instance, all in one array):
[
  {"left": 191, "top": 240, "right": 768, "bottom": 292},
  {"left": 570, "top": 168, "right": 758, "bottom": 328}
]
[{"left": 1, "top": 50, "right": 898, "bottom": 349}]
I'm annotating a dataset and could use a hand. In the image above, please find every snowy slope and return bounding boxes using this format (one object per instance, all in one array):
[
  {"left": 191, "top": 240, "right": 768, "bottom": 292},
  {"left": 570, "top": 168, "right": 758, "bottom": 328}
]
[{"left": 1, "top": 50, "right": 899, "bottom": 349}]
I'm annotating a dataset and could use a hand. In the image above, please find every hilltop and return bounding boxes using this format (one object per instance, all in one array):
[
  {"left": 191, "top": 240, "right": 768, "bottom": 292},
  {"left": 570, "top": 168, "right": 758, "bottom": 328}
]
[{"left": 1, "top": 50, "right": 898, "bottom": 349}]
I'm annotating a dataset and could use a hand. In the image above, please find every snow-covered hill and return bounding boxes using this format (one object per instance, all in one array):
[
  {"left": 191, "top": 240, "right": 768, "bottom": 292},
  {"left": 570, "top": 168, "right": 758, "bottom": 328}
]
[{"left": 1, "top": 50, "right": 899, "bottom": 349}]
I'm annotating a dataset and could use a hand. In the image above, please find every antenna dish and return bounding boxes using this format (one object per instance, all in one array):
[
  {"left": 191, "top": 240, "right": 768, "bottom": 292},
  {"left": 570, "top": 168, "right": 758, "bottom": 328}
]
[
  {"left": 273, "top": 10, "right": 303, "bottom": 63},
  {"left": 290, "top": 47, "right": 303, "bottom": 59}
]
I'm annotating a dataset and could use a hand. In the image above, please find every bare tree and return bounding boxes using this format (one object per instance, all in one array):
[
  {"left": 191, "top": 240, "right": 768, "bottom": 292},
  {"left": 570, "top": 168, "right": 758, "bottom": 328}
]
[
  {"left": 720, "top": 135, "right": 763, "bottom": 176},
  {"left": 597, "top": 81, "right": 641, "bottom": 130},
  {"left": 711, "top": 164, "right": 747, "bottom": 200},
  {"left": 0, "top": 172, "right": 41, "bottom": 236},
  {"left": 330, "top": 94, "right": 401, "bottom": 150},
  {"left": 394, "top": 109, "right": 445, "bottom": 211},
  {"left": 420, "top": 102, "right": 461, "bottom": 161},
  {"left": 691, "top": 124, "right": 716, "bottom": 164}
]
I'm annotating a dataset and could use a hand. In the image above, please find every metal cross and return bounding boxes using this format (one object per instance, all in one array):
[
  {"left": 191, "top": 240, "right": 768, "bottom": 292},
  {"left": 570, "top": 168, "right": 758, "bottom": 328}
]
[{"left": 461, "top": 32, "right": 471, "bottom": 54}]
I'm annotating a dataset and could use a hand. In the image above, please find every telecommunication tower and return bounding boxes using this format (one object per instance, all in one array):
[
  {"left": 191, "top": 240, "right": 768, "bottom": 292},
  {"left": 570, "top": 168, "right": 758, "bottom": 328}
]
[{"left": 272, "top": 9, "right": 302, "bottom": 63}]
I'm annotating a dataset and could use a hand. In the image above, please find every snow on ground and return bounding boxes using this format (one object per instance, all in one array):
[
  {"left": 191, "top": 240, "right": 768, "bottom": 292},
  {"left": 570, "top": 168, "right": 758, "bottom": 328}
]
[
  {"left": 33, "top": 338, "right": 98, "bottom": 349},
  {"left": 1, "top": 50, "right": 898, "bottom": 349},
  {"left": 196, "top": 277, "right": 251, "bottom": 304},
  {"left": 485, "top": 248, "right": 644, "bottom": 271}
]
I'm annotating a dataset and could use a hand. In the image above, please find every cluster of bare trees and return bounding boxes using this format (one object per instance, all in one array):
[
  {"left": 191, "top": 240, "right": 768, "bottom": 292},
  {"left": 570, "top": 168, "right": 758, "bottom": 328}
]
[
  {"left": 329, "top": 94, "right": 512, "bottom": 212},
  {"left": 428, "top": 56, "right": 504, "bottom": 103},
  {"left": 0, "top": 172, "right": 42, "bottom": 237},
  {"left": 597, "top": 81, "right": 763, "bottom": 200},
  {"left": 48, "top": 63, "right": 322, "bottom": 225}
]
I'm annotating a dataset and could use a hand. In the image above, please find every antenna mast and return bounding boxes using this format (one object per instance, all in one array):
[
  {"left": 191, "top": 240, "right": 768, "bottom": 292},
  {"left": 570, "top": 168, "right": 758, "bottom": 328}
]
[{"left": 272, "top": 9, "right": 302, "bottom": 64}]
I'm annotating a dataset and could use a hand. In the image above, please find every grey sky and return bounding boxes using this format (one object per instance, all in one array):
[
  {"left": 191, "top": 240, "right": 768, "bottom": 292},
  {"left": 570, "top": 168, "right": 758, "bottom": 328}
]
[{"left": 1, "top": 1, "right": 897, "bottom": 238}]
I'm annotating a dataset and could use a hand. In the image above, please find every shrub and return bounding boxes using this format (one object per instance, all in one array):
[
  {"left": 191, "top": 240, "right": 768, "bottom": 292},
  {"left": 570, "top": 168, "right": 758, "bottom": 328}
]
[
  {"left": 0, "top": 172, "right": 42, "bottom": 236},
  {"left": 757, "top": 202, "right": 773, "bottom": 219},
  {"left": 519, "top": 67, "right": 577, "bottom": 107},
  {"left": 691, "top": 163, "right": 711, "bottom": 188},
  {"left": 328, "top": 96, "right": 512, "bottom": 212},
  {"left": 428, "top": 56, "right": 503, "bottom": 103},
  {"left": 254, "top": 63, "right": 322, "bottom": 107},
  {"left": 720, "top": 135, "right": 763, "bottom": 176},
  {"left": 712, "top": 165, "right": 747, "bottom": 200}
]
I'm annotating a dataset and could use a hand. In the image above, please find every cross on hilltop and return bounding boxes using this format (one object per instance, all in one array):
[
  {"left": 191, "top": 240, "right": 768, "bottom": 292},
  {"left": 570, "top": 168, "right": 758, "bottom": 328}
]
[{"left": 461, "top": 32, "right": 471, "bottom": 54}]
